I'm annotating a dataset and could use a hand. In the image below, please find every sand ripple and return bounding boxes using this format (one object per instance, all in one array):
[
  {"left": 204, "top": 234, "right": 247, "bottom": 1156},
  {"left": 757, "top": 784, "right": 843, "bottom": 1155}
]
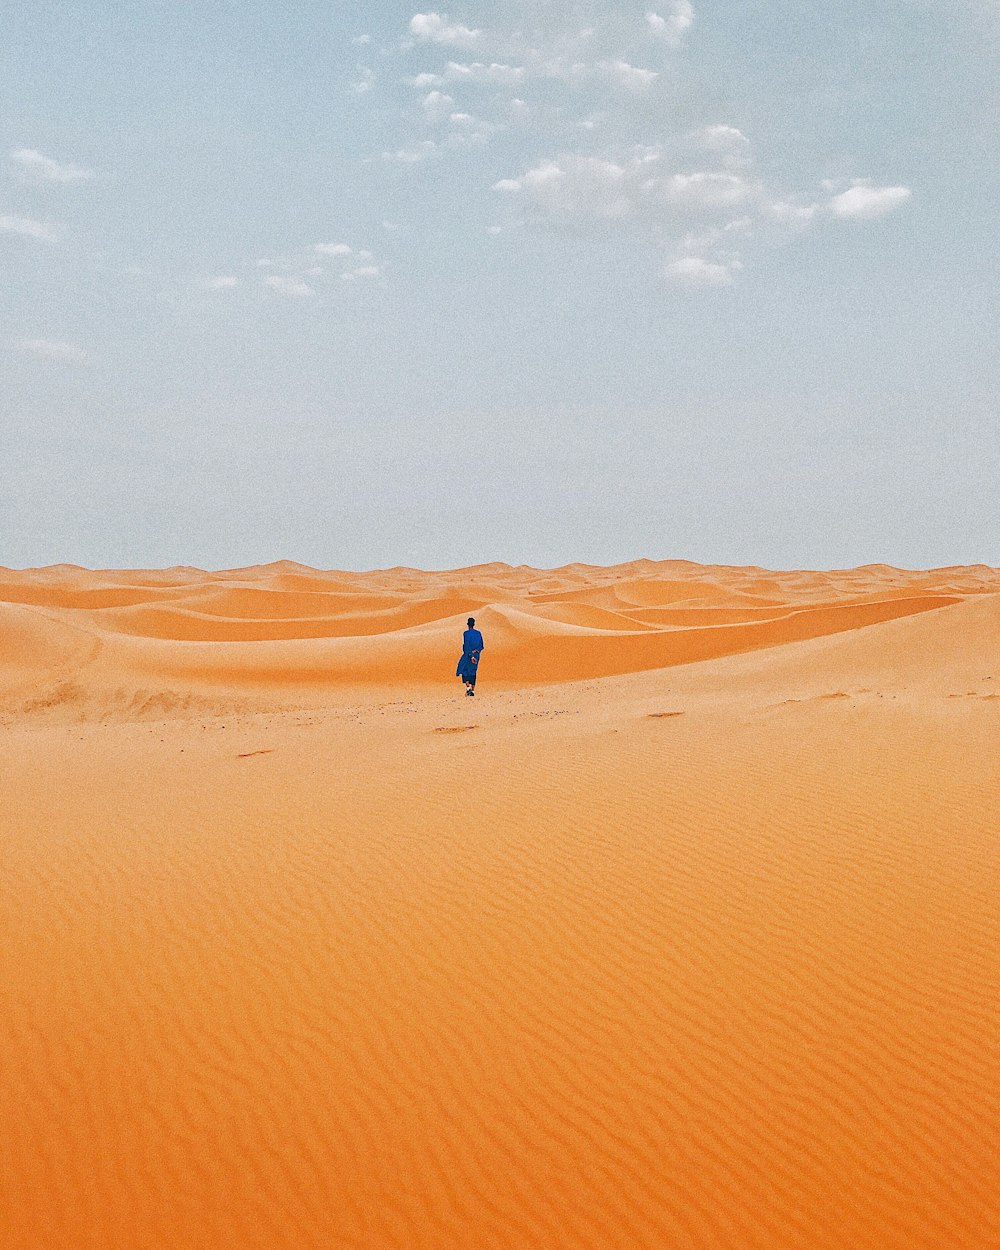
[{"left": 3, "top": 561, "right": 1000, "bottom": 1247}]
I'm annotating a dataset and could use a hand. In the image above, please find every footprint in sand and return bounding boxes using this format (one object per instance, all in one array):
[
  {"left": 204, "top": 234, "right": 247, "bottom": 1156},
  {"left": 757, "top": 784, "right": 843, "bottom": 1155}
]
[
  {"left": 433, "top": 726, "right": 478, "bottom": 734},
  {"left": 237, "top": 749, "right": 276, "bottom": 758},
  {"left": 647, "top": 711, "right": 685, "bottom": 719}
]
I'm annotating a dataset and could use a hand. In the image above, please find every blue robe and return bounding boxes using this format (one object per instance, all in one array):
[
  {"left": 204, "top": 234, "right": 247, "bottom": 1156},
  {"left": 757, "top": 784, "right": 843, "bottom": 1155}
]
[{"left": 457, "top": 628, "right": 484, "bottom": 681}]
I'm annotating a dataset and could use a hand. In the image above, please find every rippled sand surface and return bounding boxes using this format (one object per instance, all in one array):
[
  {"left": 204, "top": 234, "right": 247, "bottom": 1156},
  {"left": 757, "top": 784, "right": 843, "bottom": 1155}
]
[{"left": 4, "top": 559, "right": 1000, "bottom": 1248}]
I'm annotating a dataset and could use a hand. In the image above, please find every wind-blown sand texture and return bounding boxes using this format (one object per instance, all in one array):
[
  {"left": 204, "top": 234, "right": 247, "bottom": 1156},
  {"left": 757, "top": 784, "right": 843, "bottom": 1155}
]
[{"left": 4, "top": 559, "right": 1000, "bottom": 1249}]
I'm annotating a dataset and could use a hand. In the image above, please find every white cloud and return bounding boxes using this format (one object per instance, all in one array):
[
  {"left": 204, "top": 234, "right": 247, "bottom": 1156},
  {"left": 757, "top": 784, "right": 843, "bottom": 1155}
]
[
  {"left": 265, "top": 275, "right": 314, "bottom": 297},
  {"left": 351, "top": 33, "right": 371, "bottom": 46},
  {"left": 492, "top": 142, "right": 815, "bottom": 283},
  {"left": 657, "top": 170, "right": 758, "bottom": 214},
  {"left": 315, "top": 242, "right": 353, "bottom": 256},
  {"left": 17, "top": 337, "right": 87, "bottom": 363},
  {"left": 0, "top": 213, "right": 59, "bottom": 242},
  {"left": 340, "top": 264, "right": 381, "bottom": 283},
  {"left": 204, "top": 276, "right": 238, "bottom": 290},
  {"left": 665, "top": 255, "right": 737, "bottom": 286},
  {"left": 698, "top": 125, "right": 751, "bottom": 167},
  {"left": 829, "top": 181, "right": 912, "bottom": 219},
  {"left": 496, "top": 151, "right": 758, "bottom": 226},
  {"left": 409, "top": 12, "right": 480, "bottom": 47},
  {"left": 422, "top": 89, "right": 456, "bottom": 118},
  {"left": 766, "top": 200, "right": 819, "bottom": 226},
  {"left": 10, "top": 148, "right": 94, "bottom": 184},
  {"left": 647, "top": 2, "right": 695, "bottom": 47},
  {"left": 416, "top": 60, "right": 526, "bottom": 87},
  {"left": 352, "top": 67, "right": 374, "bottom": 94},
  {"left": 382, "top": 140, "right": 439, "bottom": 164},
  {"left": 495, "top": 156, "right": 635, "bottom": 222},
  {"left": 597, "top": 59, "right": 658, "bottom": 90}
]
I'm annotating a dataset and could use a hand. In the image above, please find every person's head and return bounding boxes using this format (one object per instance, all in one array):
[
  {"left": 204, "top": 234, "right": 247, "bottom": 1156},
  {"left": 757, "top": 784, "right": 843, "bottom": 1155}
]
[{"left": 468, "top": 617, "right": 475, "bottom": 628}]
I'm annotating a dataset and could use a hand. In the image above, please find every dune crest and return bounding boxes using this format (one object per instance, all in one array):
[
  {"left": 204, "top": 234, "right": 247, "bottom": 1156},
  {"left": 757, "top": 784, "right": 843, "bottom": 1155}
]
[{"left": 0, "top": 559, "right": 992, "bottom": 722}]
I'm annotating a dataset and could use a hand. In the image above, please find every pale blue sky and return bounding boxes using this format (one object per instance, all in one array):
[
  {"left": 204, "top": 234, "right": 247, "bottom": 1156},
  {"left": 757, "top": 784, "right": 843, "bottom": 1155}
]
[{"left": 2, "top": 1, "right": 997, "bottom": 570}]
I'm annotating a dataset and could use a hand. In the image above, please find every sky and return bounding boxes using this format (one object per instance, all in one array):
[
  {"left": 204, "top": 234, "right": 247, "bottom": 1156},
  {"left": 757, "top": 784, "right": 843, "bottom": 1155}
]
[{"left": 2, "top": 0, "right": 998, "bottom": 571}]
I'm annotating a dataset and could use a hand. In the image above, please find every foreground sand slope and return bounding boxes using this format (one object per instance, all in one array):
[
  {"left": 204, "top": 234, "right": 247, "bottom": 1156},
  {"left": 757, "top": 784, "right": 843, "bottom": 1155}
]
[{"left": 3, "top": 562, "right": 1000, "bottom": 1249}]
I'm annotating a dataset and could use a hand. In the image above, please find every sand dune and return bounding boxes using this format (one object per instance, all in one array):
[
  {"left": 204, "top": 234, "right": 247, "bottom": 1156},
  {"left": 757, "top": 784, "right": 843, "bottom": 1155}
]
[
  {"left": 3, "top": 560, "right": 1000, "bottom": 1249},
  {"left": 0, "top": 560, "right": 982, "bottom": 718}
]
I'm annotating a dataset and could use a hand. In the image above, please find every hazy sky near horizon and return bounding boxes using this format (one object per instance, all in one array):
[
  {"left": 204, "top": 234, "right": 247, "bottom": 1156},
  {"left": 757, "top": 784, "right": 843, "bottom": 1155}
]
[{"left": 2, "top": 1, "right": 997, "bottom": 571}]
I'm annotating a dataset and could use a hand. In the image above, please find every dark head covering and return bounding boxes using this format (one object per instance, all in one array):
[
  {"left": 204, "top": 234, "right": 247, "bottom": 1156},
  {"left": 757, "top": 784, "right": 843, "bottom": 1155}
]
[{"left": 467, "top": 617, "right": 476, "bottom": 627}]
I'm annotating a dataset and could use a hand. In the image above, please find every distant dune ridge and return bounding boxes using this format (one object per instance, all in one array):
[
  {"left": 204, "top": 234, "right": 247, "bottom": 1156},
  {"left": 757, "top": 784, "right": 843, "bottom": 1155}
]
[
  {"left": 3, "top": 560, "right": 1000, "bottom": 1248},
  {"left": 1, "top": 558, "right": 994, "bottom": 718}
]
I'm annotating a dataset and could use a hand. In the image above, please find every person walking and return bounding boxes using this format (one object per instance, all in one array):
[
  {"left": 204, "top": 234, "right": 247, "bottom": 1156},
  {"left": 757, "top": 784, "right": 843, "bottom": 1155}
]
[{"left": 456, "top": 616, "right": 485, "bottom": 696}]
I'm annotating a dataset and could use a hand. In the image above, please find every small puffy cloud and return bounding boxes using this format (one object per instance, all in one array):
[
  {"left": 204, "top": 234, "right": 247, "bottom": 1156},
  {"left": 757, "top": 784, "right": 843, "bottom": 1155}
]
[
  {"left": 665, "top": 256, "right": 737, "bottom": 286},
  {"left": 422, "top": 89, "right": 455, "bottom": 118},
  {"left": 495, "top": 156, "right": 635, "bottom": 223},
  {"left": 316, "top": 242, "right": 353, "bottom": 256},
  {"left": 409, "top": 12, "right": 480, "bottom": 47},
  {"left": 204, "top": 275, "right": 238, "bottom": 290},
  {"left": 766, "top": 199, "right": 819, "bottom": 226},
  {"left": 351, "top": 33, "right": 371, "bottom": 46},
  {"left": 412, "top": 61, "right": 526, "bottom": 88},
  {"left": 658, "top": 170, "right": 757, "bottom": 215},
  {"left": 526, "top": 57, "right": 658, "bottom": 91},
  {"left": 829, "top": 181, "right": 912, "bottom": 219},
  {"left": 10, "top": 148, "right": 94, "bottom": 184},
  {"left": 352, "top": 67, "right": 374, "bottom": 94},
  {"left": 448, "top": 60, "right": 526, "bottom": 85},
  {"left": 647, "top": 2, "right": 695, "bottom": 46},
  {"left": 17, "top": 337, "right": 87, "bottom": 363},
  {"left": 265, "top": 275, "right": 314, "bottom": 297},
  {"left": 598, "top": 59, "right": 658, "bottom": 90},
  {"left": 340, "top": 264, "right": 381, "bottom": 282},
  {"left": 0, "top": 213, "right": 58, "bottom": 242},
  {"left": 382, "top": 140, "right": 439, "bottom": 164},
  {"left": 699, "top": 125, "right": 751, "bottom": 167}
]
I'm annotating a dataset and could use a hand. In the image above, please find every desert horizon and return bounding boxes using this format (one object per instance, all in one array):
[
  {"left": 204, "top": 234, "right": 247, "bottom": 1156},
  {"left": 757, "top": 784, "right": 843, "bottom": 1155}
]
[{"left": 4, "top": 557, "right": 1000, "bottom": 1248}]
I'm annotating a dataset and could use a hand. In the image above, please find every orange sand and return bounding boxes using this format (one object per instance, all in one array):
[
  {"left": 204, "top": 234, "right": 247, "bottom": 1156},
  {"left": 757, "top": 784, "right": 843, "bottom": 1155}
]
[{"left": 3, "top": 559, "right": 999, "bottom": 1249}]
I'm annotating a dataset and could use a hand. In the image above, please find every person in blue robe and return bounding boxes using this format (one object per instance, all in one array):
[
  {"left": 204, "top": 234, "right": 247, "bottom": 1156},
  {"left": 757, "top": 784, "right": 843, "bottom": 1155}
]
[{"left": 456, "top": 616, "right": 485, "bottom": 696}]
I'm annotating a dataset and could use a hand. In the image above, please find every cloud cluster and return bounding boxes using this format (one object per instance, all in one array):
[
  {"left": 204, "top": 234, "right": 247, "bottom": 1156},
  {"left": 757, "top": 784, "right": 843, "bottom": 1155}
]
[
  {"left": 494, "top": 136, "right": 911, "bottom": 285},
  {"left": 250, "top": 242, "right": 383, "bottom": 297},
  {"left": 383, "top": 9, "right": 677, "bottom": 170},
  {"left": 353, "top": 6, "right": 914, "bottom": 286}
]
